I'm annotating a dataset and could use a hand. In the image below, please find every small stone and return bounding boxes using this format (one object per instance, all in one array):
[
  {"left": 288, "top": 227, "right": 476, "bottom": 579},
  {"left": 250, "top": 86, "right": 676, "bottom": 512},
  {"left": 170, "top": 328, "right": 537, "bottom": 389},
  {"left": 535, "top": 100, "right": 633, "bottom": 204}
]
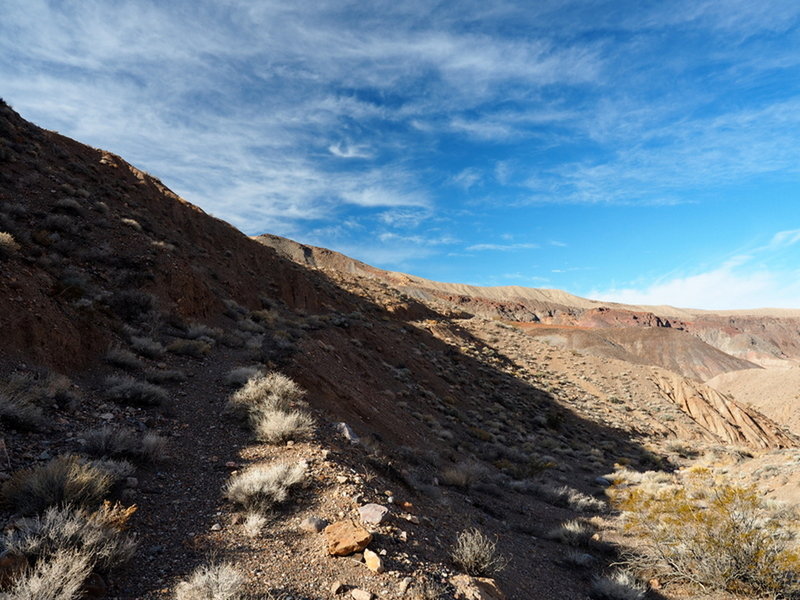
[
  {"left": 398, "top": 531, "right": 408, "bottom": 542},
  {"left": 225, "top": 461, "right": 238, "bottom": 468},
  {"left": 398, "top": 577, "right": 413, "bottom": 595},
  {"left": 358, "top": 503, "right": 389, "bottom": 525},
  {"left": 335, "top": 422, "right": 360, "bottom": 444},
  {"left": 100, "top": 413, "right": 114, "bottom": 420},
  {"left": 594, "top": 476, "right": 612, "bottom": 487},
  {"left": 325, "top": 520, "right": 373, "bottom": 556},
  {"left": 450, "top": 575, "right": 506, "bottom": 600},
  {"left": 364, "top": 548, "right": 385, "bottom": 574},
  {"left": 210, "top": 523, "right": 222, "bottom": 531},
  {"left": 331, "top": 581, "right": 345, "bottom": 595},
  {"left": 350, "top": 590, "right": 372, "bottom": 600},
  {"left": 300, "top": 516, "right": 328, "bottom": 533}
]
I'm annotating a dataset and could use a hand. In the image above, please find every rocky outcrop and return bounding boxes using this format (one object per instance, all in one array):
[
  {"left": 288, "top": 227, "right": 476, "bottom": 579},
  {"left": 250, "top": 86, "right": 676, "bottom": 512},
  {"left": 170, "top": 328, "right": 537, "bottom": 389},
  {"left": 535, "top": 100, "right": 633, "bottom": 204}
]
[{"left": 651, "top": 372, "right": 796, "bottom": 449}]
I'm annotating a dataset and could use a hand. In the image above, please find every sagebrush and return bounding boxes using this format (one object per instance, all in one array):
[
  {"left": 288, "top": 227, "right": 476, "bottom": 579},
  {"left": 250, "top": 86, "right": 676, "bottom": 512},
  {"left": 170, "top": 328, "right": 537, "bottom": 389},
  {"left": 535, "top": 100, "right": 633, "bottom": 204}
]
[{"left": 451, "top": 528, "right": 508, "bottom": 577}]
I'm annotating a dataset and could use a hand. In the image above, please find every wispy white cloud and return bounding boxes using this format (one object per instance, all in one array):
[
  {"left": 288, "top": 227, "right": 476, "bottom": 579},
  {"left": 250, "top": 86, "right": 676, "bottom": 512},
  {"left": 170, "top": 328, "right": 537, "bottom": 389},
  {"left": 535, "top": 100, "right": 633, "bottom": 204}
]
[
  {"left": 589, "top": 234, "right": 800, "bottom": 309},
  {"left": 467, "top": 242, "right": 539, "bottom": 251}
]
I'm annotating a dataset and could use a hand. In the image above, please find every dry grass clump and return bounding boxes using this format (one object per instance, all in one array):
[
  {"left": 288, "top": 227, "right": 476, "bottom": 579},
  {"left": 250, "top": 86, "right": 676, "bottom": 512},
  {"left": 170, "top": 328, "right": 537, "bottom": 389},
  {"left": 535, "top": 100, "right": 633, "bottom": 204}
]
[
  {"left": 450, "top": 528, "right": 508, "bottom": 577},
  {"left": 130, "top": 336, "right": 165, "bottom": 359},
  {"left": 1, "top": 455, "right": 113, "bottom": 515},
  {"left": 181, "top": 323, "right": 222, "bottom": 341},
  {"left": 224, "top": 366, "right": 263, "bottom": 387},
  {"left": 167, "top": 339, "right": 212, "bottom": 358},
  {"left": 4, "top": 502, "right": 137, "bottom": 572},
  {"left": 104, "top": 346, "right": 144, "bottom": 370},
  {"left": 228, "top": 372, "right": 305, "bottom": 416},
  {"left": 241, "top": 512, "right": 267, "bottom": 538},
  {"left": 174, "top": 562, "right": 244, "bottom": 600},
  {"left": 227, "top": 372, "right": 314, "bottom": 443},
  {"left": 253, "top": 410, "right": 314, "bottom": 444},
  {"left": 109, "top": 290, "right": 156, "bottom": 322},
  {"left": 545, "top": 519, "right": 597, "bottom": 547},
  {"left": 0, "top": 381, "right": 44, "bottom": 430},
  {"left": 0, "top": 231, "right": 21, "bottom": 256},
  {"left": 440, "top": 461, "right": 486, "bottom": 490},
  {"left": 0, "top": 549, "right": 92, "bottom": 600},
  {"left": 224, "top": 461, "right": 306, "bottom": 512},
  {"left": 613, "top": 470, "right": 800, "bottom": 597},
  {"left": 83, "top": 427, "right": 167, "bottom": 463},
  {"left": 105, "top": 375, "right": 167, "bottom": 406},
  {"left": 528, "top": 482, "right": 606, "bottom": 513},
  {"left": 590, "top": 570, "right": 646, "bottom": 600}
]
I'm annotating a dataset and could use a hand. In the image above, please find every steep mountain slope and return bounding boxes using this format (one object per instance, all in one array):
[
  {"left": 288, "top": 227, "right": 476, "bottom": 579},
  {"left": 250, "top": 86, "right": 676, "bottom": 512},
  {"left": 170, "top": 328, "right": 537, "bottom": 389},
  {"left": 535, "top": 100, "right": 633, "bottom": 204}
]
[{"left": 1, "top": 101, "right": 797, "bottom": 600}]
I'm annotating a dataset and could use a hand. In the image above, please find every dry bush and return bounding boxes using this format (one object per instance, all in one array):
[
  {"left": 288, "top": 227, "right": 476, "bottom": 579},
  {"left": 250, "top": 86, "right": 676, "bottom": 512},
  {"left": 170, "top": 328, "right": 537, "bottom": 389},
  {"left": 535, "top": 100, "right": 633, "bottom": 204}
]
[
  {"left": 253, "top": 409, "right": 314, "bottom": 444},
  {"left": 440, "top": 461, "right": 486, "bottom": 490},
  {"left": 528, "top": 482, "right": 606, "bottom": 513},
  {"left": 105, "top": 375, "right": 167, "bottom": 406},
  {"left": 167, "top": 339, "right": 212, "bottom": 358},
  {"left": 108, "top": 290, "right": 156, "bottom": 322},
  {"left": 224, "top": 461, "right": 306, "bottom": 512},
  {"left": 1, "top": 455, "right": 113, "bottom": 515},
  {"left": 450, "top": 528, "right": 508, "bottom": 577},
  {"left": 0, "top": 381, "right": 44, "bottom": 430},
  {"left": 590, "top": 570, "right": 646, "bottom": 600},
  {"left": 181, "top": 323, "right": 221, "bottom": 341},
  {"left": 545, "top": 519, "right": 597, "bottom": 547},
  {"left": 614, "top": 470, "right": 800, "bottom": 596},
  {"left": 0, "top": 549, "right": 92, "bottom": 600},
  {"left": 130, "top": 336, "right": 165, "bottom": 359},
  {"left": 227, "top": 372, "right": 305, "bottom": 418},
  {"left": 4, "top": 503, "right": 137, "bottom": 571},
  {"left": 0, "top": 231, "right": 21, "bottom": 256},
  {"left": 174, "top": 563, "right": 244, "bottom": 600},
  {"left": 105, "top": 345, "right": 144, "bottom": 370},
  {"left": 84, "top": 427, "right": 167, "bottom": 463},
  {"left": 224, "top": 366, "right": 263, "bottom": 387},
  {"left": 242, "top": 512, "right": 267, "bottom": 538}
]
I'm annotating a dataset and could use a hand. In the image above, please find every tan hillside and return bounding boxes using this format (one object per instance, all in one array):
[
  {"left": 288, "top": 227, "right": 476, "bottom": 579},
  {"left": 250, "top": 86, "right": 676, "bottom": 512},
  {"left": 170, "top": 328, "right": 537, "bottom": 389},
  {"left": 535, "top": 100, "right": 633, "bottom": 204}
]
[{"left": 707, "top": 366, "right": 800, "bottom": 436}]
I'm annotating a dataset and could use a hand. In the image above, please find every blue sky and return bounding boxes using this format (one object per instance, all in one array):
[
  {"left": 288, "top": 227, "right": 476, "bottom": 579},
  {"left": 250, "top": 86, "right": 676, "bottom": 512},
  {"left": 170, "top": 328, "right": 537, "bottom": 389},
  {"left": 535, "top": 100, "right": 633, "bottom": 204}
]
[{"left": 3, "top": 1, "right": 800, "bottom": 309}]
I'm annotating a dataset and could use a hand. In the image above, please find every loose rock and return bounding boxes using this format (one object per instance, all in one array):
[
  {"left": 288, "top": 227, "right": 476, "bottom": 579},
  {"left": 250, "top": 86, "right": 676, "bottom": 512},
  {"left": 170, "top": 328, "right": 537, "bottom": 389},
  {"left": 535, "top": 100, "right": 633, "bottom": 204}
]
[
  {"left": 363, "top": 548, "right": 385, "bottom": 574},
  {"left": 358, "top": 503, "right": 389, "bottom": 525},
  {"left": 450, "top": 575, "right": 507, "bottom": 600},
  {"left": 325, "top": 520, "right": 373, "bottom": 556},
  {"left": 300, "top": 516, "right": 328, "bottom": 533},
  {"left": 351, "top": 589, "right": 372, "bottom": 600}
]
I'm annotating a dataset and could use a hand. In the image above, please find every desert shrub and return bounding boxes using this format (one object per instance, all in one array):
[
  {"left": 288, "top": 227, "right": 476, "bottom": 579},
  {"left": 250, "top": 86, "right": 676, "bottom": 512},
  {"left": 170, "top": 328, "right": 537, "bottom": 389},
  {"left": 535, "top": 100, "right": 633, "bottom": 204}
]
[
  {"left": 86, "top": 458, "right": 135, "bottom": 481},
  {"left": 545, "top": 519, "right": 597, "bottom": 547},
  {"left": 4, "top": 503, "right": 137, "bottom": 571},
  {"left": 0, "top": 549, "right": 92, "bottom": 600},
  {"left": 105, "top": 346, "right": 144, "bottom": 370},
  {"left": 227, "top": 372, "right": 304, "bottom": 417},
  {"left": 224, "top": 366, "right": 263, "bottom": 387},
  {"left": 440, "top": 461, "right": 486, "bottom": 490},
  {"left": 182, "top": 323, "right": 221, "bottom": 341},
  {"left": 0, "top": 231, "right": 21, "bottom": 257},
  {"left": 83, "top": 427, "right": 167, "bottom": 463},
  {"left": 167, "top": 339, "right": 212, "bottom": 358},
  {"left": 54, "top": 198, "right": 82, "bottom": 214},
  {"left": 120, "top": 217, "right": 142, "bottom": 231},
  {"left": 174, "top": 562, "right": 244, "bottom": 600},
  {"left": 242, "top": 512, "right": 266, "bottom": 538},
  {"left": 529, "top": 483, "right": 606, "bottom": 513},
  {"left": 253, "top": 409, "right": 314, "bottom": 444},
  {"left": 1, "top": 455, "right": 113, "bottom": 515},
  {"left": 130, "top": 336, "right": 165, "bottom": 359},
  {"left": 109, "top": 290, "right": 156, "bottom": 322},
  {"left": 590, "top": 570, "right": 646, "bottom": 600},
  {"left": 105, "top": 375, "right": 167, "bottom": 406},
  {"left": 43, "top": 214, "right": 77, "bottom": 234},
  {"left": 224, "top": 461, "right": 306, "bottom": 512},
  {"left": 0, "top": 382, "right": 44, "bottom": 430},
  {"left": 562, "top": 549, "right": 596, "bottom": 568},
  {"left": 145, "top": 368, "right": 187, "bottom": 384},
  {"left": 614, "top": 471, "right": 800, "bottom": 596},
  {"left": 451, "top": 528, "right": 508, "bottom": 577}
]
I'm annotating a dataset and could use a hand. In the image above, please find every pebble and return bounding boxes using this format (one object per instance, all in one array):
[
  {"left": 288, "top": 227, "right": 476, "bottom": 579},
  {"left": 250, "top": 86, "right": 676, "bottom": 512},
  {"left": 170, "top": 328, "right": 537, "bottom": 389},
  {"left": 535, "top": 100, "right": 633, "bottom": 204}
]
[
  {"left": 210, "top": 523, "right": 221, "bottom": 531},
  {"left": 300, "top": 516, "right": 328, "bottom": 533},
  {"left": 350, "top": 590, "right": 372, "bottom": 600}
]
